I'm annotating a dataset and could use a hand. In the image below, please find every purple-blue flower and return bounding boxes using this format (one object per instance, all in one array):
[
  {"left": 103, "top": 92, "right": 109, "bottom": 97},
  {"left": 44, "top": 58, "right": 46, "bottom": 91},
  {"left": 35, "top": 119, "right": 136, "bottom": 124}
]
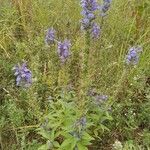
[
  {"left": 79, "top": 116, "right": 86, "bottom": 127},
  {"left": 45, "top": 28, "right": 56, "bottom": 45},
  {"left": 70, "top": 116, "right": 87, "bottom": 141},
  {"left": 100, "top": 0, "right": 112, "bottom": 17},
  {"left": 87, "top": 89, "right": 108, "bottom": 104},
  {"left": 57, "top": 39, "right": 71, "bottom": 62},
  {"left": 12, "top": 62, "right": 32, "bottom": 87},
  {"left": 80, "top": 0, "right": 101, "bottom": 39},
  {"left": 80, "top": 0, "right": 98, "bottom": 30},
  {"left": 91, "top": 23, "right": 100, "bottom": 39},
  {"left": 75, "top": 116, "right": 87, "bottom": 130},
  {"left": 81, "top": 0, "right": 98, "bottom": 11},
  {"left": 81, "top": 18, "right": 91, "bottom": 30},
  {"left": 95, "top": 95, "right": 108, "bottom": 102},
  {"left": 126, "top": 46, "right": 142, "bottom": 65}
]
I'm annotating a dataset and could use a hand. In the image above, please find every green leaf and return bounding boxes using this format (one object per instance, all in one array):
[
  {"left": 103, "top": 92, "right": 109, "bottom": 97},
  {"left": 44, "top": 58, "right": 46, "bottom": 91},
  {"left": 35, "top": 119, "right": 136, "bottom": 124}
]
[
  {"left": 53, "top": 141, "right": 60, "bottom": 148},
  {"left": 60, "top": 139, "right": 71, "bottom": 148},
  {"left": 82, "top": 132, "right": 94, "bottom": 141},
  {"left": 51, "top": 129, "right": 55, "bottom": 140},
  {"left": 80, "top": 139, "right": 92, "bottom": 146},
  {"left": 38, "top": 144, "right": 47, "bottom": 150},
  {"left": 100, "top": 124, "right": 110, "bottom": 132},
  {"left": 77, "top": 143, "right": 88, "bottom": 150},
  {"left": 70, "top": 139, "right": 78, "bottom": 150},
  {"left": 38, "top": 130, "right": 51, "bottom": 140}
]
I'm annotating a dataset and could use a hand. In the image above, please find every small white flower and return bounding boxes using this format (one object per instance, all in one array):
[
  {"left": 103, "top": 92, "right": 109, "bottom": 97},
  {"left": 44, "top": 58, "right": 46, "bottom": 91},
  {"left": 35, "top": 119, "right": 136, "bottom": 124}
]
[{"left": 113, "top": 140, "right": 123, "bottom": 150}]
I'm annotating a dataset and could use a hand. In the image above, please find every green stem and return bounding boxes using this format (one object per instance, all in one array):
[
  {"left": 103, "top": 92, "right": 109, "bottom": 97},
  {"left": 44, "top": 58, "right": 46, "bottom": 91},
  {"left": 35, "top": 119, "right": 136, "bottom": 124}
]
[
  {"left": 79, "top": 30, "right": 91, "bottom": 112},
  {"left": 84, "top": 31, "right": 91, "bottom": 74}
]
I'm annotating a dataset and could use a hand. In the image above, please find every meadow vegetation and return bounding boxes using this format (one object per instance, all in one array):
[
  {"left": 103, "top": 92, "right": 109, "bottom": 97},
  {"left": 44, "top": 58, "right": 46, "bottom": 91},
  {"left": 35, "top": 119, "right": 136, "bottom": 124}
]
[{"left": 0, "top": 0, "right": 150, "bottom": 149}]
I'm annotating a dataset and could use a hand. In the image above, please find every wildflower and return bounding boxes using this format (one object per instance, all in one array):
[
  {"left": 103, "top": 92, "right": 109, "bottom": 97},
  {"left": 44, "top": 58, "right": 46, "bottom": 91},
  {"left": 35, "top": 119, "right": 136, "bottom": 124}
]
[
  {"left": 81, "top": 18, "right": 91, "bottom": 30},
  {"left": 86, "top": 12, "right": 95, "bottom": 20},
  {"left": 100, "top": 0, "right": 112, "bottom": 17},
  {"left": 57, "top": 39, "right": 71, "bottom": 62},
  {"left": 126, "top": 46, "right": 142, "bottom": 65},
  {"left": 113, "top": 140, "right": 123, "bottom": 150},
  {"left": 71, "top": 116, "right": 87, "bottom": 139},
  {"left": 87, "top": 89, "right": 108, "bottom": 103},
  {"left": 79, "top": 116, "right": 87, "bottom": 127},
  {"left": 94, "top": 95, "right": 108, "bottom": 104},
  {"left": 45, "top": 28, "right": 56, "bottom": 45},
  {"left": 48, "top": 96, "right": 54, "bottom": 103},
  {"left": 91, "top": 23, "right": 100, "bottom": 39},
  {"left": 13, "top": 62, "right": 32, "bottom": 87},
  {"left": 80, "top": 0, "right": 98, "bottom": 30},
  {"left": 81, "top": 0, "right": 98, "bottom": 12},
  {"left": 74, "top": 116, "right": 87, "bottom": 129}
]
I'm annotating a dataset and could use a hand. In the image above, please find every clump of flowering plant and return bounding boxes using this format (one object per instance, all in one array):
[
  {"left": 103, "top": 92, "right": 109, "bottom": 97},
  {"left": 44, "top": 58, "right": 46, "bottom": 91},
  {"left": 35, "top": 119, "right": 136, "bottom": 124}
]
[
  {"left": 88, "top": 89, "right": 108, "bottom": 104},
  {"left": 45, "top": 28, "right": 71, "bottom": 63},
  {"left": 69, "top": 116, "right": 87, "bottom": 141},
  {"left": 100, "top": 0, "right": 112, "bottom": 17},
  {"left": 81, "top": 0, "right": 98, "bottom": 29},
  {"left": 80, "top": 0, "right": 101, "bottom": 39},
  {"left": 12, "top": 62, "right": 32, "bottom": 87},
  {"left": 126, "top": 46, "right": 142, "bottom": 65},
  {"left": 57, "top": 39, "right": 71, "bottom": 63},
  {"left": 45, "top": 28, "right": 56, "bottom": 45},
  {"left": 94, "top": 94, "right": 108, "bottom": 103},
  {"left": 91, "top": 23, "right": 101, "bottom": 39}
]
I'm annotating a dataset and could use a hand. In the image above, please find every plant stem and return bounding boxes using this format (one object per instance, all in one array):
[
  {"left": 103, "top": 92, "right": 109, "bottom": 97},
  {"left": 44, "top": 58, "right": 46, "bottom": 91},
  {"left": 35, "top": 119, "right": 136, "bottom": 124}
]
[{"left": 79, "top": 31, "right": 91, "bottom": 112}]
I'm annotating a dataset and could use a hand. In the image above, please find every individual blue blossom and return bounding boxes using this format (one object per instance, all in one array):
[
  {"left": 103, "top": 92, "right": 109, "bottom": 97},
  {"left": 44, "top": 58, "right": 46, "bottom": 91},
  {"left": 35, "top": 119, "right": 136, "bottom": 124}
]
[
  {"left": 86, "top": 12, "right": 95, "bottom": 20},
  {"left": 57, "top": 39, "right": 71, "bottom": 62},
  {"left": 91, "top": 23, "right": 101, "bottom": 39},
  {"left": 81, "top": 0, "right": 98, "bottom": 11},
  {"left": 126, "top": 46, "right": 142, "bottom": 65},
  {"left": 81, "top": 18, "right": 91, "bottom": 30},
  {"left": 100, "top": 0, "right": 112, "bottom": 17},
  {"left": 45, "top": 28, "right": 56, "bottom": 45},
  {"left": 12, "top": 62, "right": 32, "bottom": 87}
]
